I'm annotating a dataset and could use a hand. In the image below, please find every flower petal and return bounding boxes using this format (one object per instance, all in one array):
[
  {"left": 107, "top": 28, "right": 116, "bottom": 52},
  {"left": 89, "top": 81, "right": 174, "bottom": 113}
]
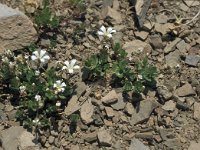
[
  {"left": 40, "top": 50, "right": 46, "bottom": 57},
  {"left": 31, "top": 55, "right": 37, "bottom": 61},
  {"left": 43, "top": 55, "right": 50, "bottom": 60},
  {"left": 73, "top": 65, "right": 80, "bottom": 69},
  {"left": 70, "top": 59, "right": 77, "bottom": 68},
  {"left": 97, "top": 31, "right": 104, "bottom": 36},
  {"left": 61, "top": 82, "right": 66, "bottom": 87},
  {"left": 33, "top": 51, "right": 39, "bottom": 57},
  {"left": 100, "top": 26, "right": 106, "bottom": 32},
  {"left": 107, "top": 34, "right": 112, "bottom": 38},
  {"left": 68, "top": 68, "right": 74, "bottom": 74},
  {"left": 62, "top": 66, "right": 67, "bottom": 70},
  {"left": 64, "top": 61, "right": 70, "bottom": 67},
  {"left": 108, "top": 27, "right": 116, "bottom": 33}
]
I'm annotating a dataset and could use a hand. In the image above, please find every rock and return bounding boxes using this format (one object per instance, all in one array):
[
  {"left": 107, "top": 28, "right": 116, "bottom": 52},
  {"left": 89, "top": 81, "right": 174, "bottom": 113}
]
[
  {"left": 101, "top": 6, "right": 122, "bottom": 23},
  {"left": 176, "top": 40, "right": 190, "bottom": 53},
  {"left": 134, "top": 31, "right": 149, "bottom": 41},
  {"left": 194, "top": 102, "right": 200, "bottom": 120},
  {"left": 188, "top": 140, "right": 200, "bottom": 150},
  {"left": 149, "top": 34, "right": 164, "bottom": 49},
  {"left": 130, "top": 100, "right": 160, "bottom": 125},
  {"left": 111, "top": 93, "right": 126, "bottom": 110},
  {"left": 180, "top": 3, "right": 189, "bottom": 11},
  {"left": 97, "top": 129, "right": 112, "bottom": 146},
  {"left": 157, "top": 86, "right": 172, "bottom": 101},
  {"left": 154, "top": 107, "right": 169, "bottom": 116},
  {"left": 102, "top": 0, "right": 113, "bottom": 7},
  {"left": 80, "top": 100, "right": 94, "bottom": 124},
  {"left": 0, "top": 102, "right": 4, "bottom": 110},
  {"left": 164, "top": 138, "right": 181, "bottom": 149},
  {"left": 165, "top": 50, "right": 181, "bottom": 68},
  {"left": 162, "top": 100, "right": 176, "bottom": 111},
  {"left": 4, "top": 105, "right": 14, "bottom": 112},
  {"left": 48, "top": 136, "right": 55, "bottom": 144},
  {"left": 142, "top": 22, "right": 154, "bottom": 31},
  {"left": 70, "top": 145, "right": 80, "bottom": 150},
  {"left": 102, "top": 90, "right": 118, "bottom": 105},
  {"left": 64, "top": 95, "right": 80, "bottom": 116},
  {"left": 184, "top": 1, "right": 200, "bottom": 7},
  {"left": 175, "top": 83, "right": 196, "bottom": 97},
  {"left": 176, "top": 100, "right": 190, "bottom": 111},
  {"left": 75, "top": 82, "right": 87, "bottom": 98},
  {"left": 93, "top": 114, "right": 104, "bottom": 126},
  {"left": 156, "top": 14, "right": 168, "bottom": 24},
  {"left": 0, "top": 4, "right": 37, "bottom": 52},
  {"left": 83, "top": 132, "right": 97, "bottom": 143},
  {"left": 129, "top": 138, "right": 150, "bottom": 150},
  {"left": 123, "top": 40, "right": 152, "bottom": 57},
  {"left": 105, "top": 107, "right": 114, "bottom": 118},
  {"left": 154, "top": 23, "right": 173, "bottom": 35},
  {"left": 135, "top": 132, "right": 153, "bottom": 140},
  {"left": 125, "top": 102, "right": 134, "bottom": 116},
  {"left": 185, "top": 55, "right": 200, "bottom": 67},
  {"left": 40, "top": 39, "right": 51, "bottom": 47},
  {"left": 0, "top": 126, "right": 39, "bottom": 150},
  {"left": 164, "top": 38, "right": 181, "bottom": 54},
  {"left": 0, "top": 110, "right": 8, "bottom": 121}
]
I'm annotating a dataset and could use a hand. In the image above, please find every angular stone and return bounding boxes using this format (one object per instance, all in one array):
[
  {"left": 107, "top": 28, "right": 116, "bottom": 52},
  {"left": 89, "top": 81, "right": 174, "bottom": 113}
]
[
  {"left": 125, "top": 102, "right": 134, "bottom": 116},
  {"left": 165, "top": 50, "right": 181, "bottom": 68},
  {"left": 75, "top": 82, "right": 87, "bottom": 98},
  {"left": 176, "top": 40, "right": 190, "bottom": 52},
  {"left": 135, "top": 132, "right": 153, "bottom": 140},
  {"left": 157, "top": 86, "right": 172, "bottom": 101},
  {"left": 164, "top": 38, "right": 181, "bottom": 54},
  {"left": 129, "top": 138, "right": 150, "bottom": 150},
  {"left": 64, "top": 95, "right": 80, "bottom": 116},
  {"left": 184, "top": 1, "right": 200, "bottom": 7},
  {"left": 101, "top": 6, "right": 122, "bottom": 23},
  {"left": 185, "top": 55, "right": 200, "bottom": 67},
  {"left": 83, "top": 132, "right": 97, "bottom": 143},
  {"left": 156, "top": 14, "right": 168, "bottom": 24},
  {"left": 105, "top": 107, "right": 114, "bottom": 118},
  {"left": 80, "top": 100, "right": 94, "bottom": 124},
  {"left": 189, "top": 140, "right": 200, "bottom": 150},
  {"left": 102, "top": 90, "right": 118, "bottom": 105},
  {"left": 175, "top": 83, "right": 196, "bottom": 97},
  {"left": 97, "top": 129, "right": 112, "bottom": 146},
  {"left": 0, "top": 4, "right": 37, "bottom": 52},
  {"left": 130, "top": 100, "right": 160, "bottom": 125},
  {"left": 149, "top": 34, "right": 164, "bottom": 49},
  {"left": 162, "top": 100, "right": 176, "bottom": 111},
  {"left": 154, "top": 23, "right": 173, "bottom": 35},
  {"left": 111, "top": 93, "right": 126, "bottom": 110},
  {"left": 194, "top": 102, "right": 200, "bottom": 120},
  {"left": 0, "top": 126, "right": 39, "bottom": 150},
  {"left": 134, "top": 31, "right": 149, "bottom": 41}
]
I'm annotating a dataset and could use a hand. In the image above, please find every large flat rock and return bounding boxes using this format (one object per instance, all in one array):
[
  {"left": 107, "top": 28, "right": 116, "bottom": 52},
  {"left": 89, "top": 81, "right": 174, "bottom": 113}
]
[{"left": 0, "top": 3, "right": 37, "bottom": 52}]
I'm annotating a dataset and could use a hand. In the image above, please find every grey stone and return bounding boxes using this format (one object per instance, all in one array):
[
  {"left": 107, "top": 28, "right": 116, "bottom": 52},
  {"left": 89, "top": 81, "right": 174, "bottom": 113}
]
[
  {"left": 194, "top": 102, "right": 200, "bottom": 120},
  {"left": 157, "top": 86, "right": 172, "bottom": 101},
  {"left": 188, "top": 140, "right": 200, "bottom": 150},
  {"left": 134, "top": 31, "right": 149, "bottom": 41},
  {"left": 83, "top": 132, "right": 97, "bottom": 143},
  {"left": 102, "top": 90, "right": 118, "bottom": 105},
  {"left": 0, "top": 110, "right": 8, "bottom": 121},
  {"left": 164, "top": 138, "right": 181, "bottom": 149},
  {"left": 185, "top": 55, "right": 200, "bottom": 66},
  {"left": 156, "top": 14, "right": 168, "bottom": 24},
  {"left": 176, "top": 100, "right": 190, "bottom": 111},
  {"left": 111, "top": 93, "right": 126, "bottom": 110},
  {"left": 180, "top": 3, "right": 189, "bottom": 11},
  {"left": 125, "top": 102, "right": 134, "bottom": 116},
  {"left": 105, "top": 107, "right": 114, "bottom": 118},
  {"left": 164, "top": 38, "right": 181, "bottom": 54},
  {"left": 175, "top": 83, "right": 196, "bottom": 97},
  {"left": 165, "top": 50, "right": 181, "bottom": 68},
  {"left": 184, "top": 1, "right": 200, "bottom": 7},
  {"left": 176, "top": 40, "right": 190, "bottom": 52},
  {"left": 0, "top": 126, "right": 39, "bottom": 150},
  {"left": 149, "top": 34, "right": 164, "bottom": 49},
  {"left": 40, "top": 39, "right": 51, "bottom": 47},
  {"left": 97, "top": 129, "right": 112, "bottom": 146},
  {"left": 93, "top": 114, "right": 104, "bottom": 126},
  {"left": 0, "top": 4, "right": 37, "bottom": 52},
  {"left": 80, "top": 100, "right": 94, "bottom": 124},
  {"left": 64, "top": 95, "right": 80, "bottom": 116},
  {"left": 130, "top": 100, "right": 160, "bottom": 125},
  {"left": 75, "top": 82, "right": 87, "bottom": 98},
  {"left": 135, "top": 132, "right": 153, "bottom": 140},
  {"left": 48, "top": 136, "right": 55, "bottom": 144},
  {"left": 129, "top": 138, "right": 150, "bottom": 150},
  {"left": 102, "top": 0, "right": 113, "bottom": 7},
  {"left": 7, "top": 110, "right": 17, "bottom": 120},
  {"left": 162, "top": 100, "right": 176, "bottom": 111},
  {"left": 0, "top": 102, "right": 4, "bottom": 110}
]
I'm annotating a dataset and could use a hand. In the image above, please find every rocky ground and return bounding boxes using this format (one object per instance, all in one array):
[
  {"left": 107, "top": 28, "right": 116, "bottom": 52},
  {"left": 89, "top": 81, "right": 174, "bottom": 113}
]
[{"left": 0, "top": 0, "right": 200, "bottom": 150}]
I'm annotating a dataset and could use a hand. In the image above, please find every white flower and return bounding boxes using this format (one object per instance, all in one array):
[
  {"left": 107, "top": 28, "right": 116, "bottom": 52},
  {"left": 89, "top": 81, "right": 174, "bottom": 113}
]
[
  {"left": 33, "top": 118, "right": 40, "bottom": 125},
  {"left": 2, "top": 57, "right": 9, "bottom": 62},
  {"left": 35, "top": 94, "right": 41, "bottom": 101},
  {"left": 62, "top": 59, "right": 80, "bottom": 74},
  {"left": 137, "top": 74, "right": 143, "bottom": 80},
  {"left": 31, "top": 49, "right": 50, "bottom": 64},
  {"left": 97, "top": 26, "right": 116, "bottom": 38},
  {"left": 19, "top": 85, "right": 26, "bottom": 93},
  {"left": 35, "top": 70, "right": 40, "bottom": 76},
  {"left": 53, "top": 80, "right": 66, "bottom": 94},
  {"left": 56, "top": 101, "right": 61, "bottom": 107}
]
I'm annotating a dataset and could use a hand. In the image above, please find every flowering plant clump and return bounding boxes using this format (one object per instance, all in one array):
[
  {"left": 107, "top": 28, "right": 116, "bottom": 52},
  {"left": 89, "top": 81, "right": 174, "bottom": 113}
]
[{"left": 0, "top": 49, "right": 74, "bottom": 129}]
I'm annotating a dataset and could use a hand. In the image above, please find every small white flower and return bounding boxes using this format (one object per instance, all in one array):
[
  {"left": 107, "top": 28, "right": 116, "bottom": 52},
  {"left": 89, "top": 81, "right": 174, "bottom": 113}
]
[
  {"left": 35, "top": 70, "right": 40, "bottom": 76},
  {"left": 97, "top": 26, "right": 116, "bottom": 38},
  {"left": 2, "top": 57, "right": 9, "bottom": 62},
  {"left": 35, "top": 94, "right": 41, "bottom": 101},
  {"left": 31, "top": 49, "right": 50, "bottom": 64},
  {"left": 62, "top": 59, "right": 80, "bottom": 74},
  {"left": 19, "top": 86, "right": 26, "bottom": 93},
  {"left": 56, "top": 101, "right": 61, "bottom": 107},
  {"left": 137, "top": 74, "right": 143, "bottom": 80},
  {"left": 33, "top": 118, "right": 40, "bottom": 125},
  {"left": 53, "top": 80, "right": 66, "bottom": 94}
]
